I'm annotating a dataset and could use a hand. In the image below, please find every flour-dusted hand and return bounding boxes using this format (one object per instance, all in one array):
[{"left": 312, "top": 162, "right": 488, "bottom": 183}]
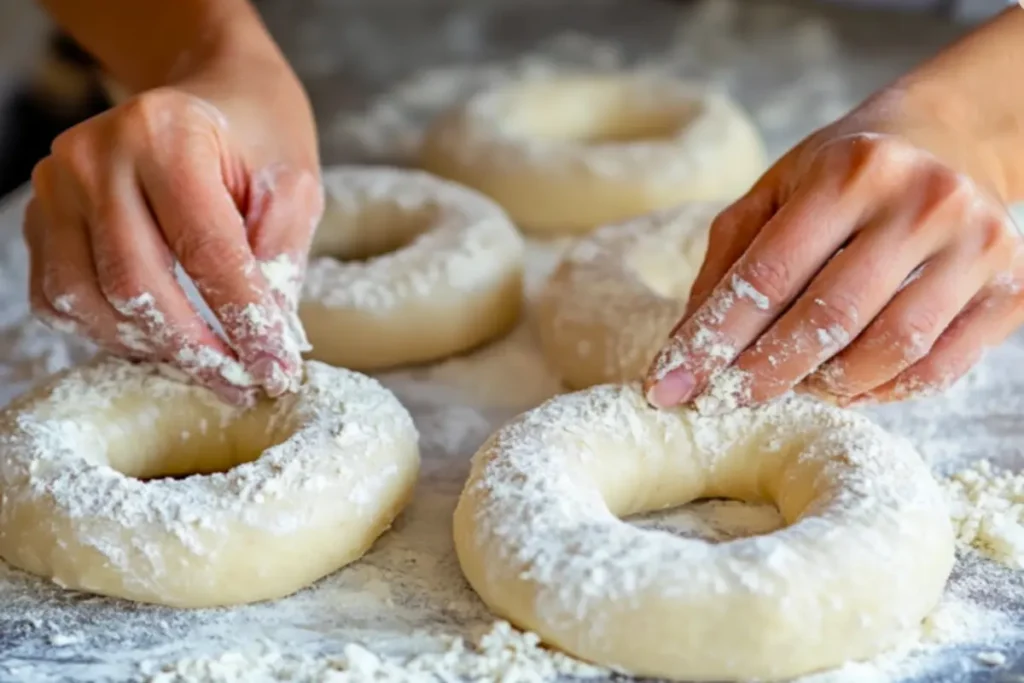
[
  {"left": 24, "top": 0, "right": 323, "bottom": 404},
  {"left": 644, "top": 7, "right": 1024, "bottom": 410}
]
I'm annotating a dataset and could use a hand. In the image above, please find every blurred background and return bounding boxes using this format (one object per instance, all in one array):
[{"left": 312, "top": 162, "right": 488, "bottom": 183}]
[{"left": 0, "top": 0, "right": 1012, "bottom": 200}]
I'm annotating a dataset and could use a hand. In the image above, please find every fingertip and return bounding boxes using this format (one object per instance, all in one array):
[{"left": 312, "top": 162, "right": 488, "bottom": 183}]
[
  {"left": 211, "top": 383, "right": 258, "bottom": 408},
  {"left": 250, "top": 355, "right": 300, "bottom": 398},
  {"left": 645, "top": 368, "right": 697, "bottom": 409}
]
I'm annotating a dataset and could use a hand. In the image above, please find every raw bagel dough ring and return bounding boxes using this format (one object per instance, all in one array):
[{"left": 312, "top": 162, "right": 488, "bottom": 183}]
[
  {"left": 536, "top": 202, "right": 719, "bottom": 389},
  {"left": 454, "top": 384, "right": 955, "bottom": 681},
  {"left": 420, "top": 74, "right": 765, "bottom": 235},
  {"left": 301, "top": 166, "right": 525, "bottom": 370},
  {"left": 0, "top": 357, "right": 420, "bottom": 608}
]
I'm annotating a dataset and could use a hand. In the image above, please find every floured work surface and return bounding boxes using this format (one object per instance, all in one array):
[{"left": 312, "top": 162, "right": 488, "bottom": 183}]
[
  {"left": 2, "top": 184, "right": 1024, "bottom": 683},
  {"left": 3, "top": 1, "right": 1024, "bottom": 680}
]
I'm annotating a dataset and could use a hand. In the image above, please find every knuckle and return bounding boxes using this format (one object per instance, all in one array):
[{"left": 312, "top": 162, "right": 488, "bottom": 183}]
[
  {"left": 41, "top": 271, "right": 86, "bottom": 314},
  {"left": 169, "top": 230, "right": 238, "bottom": 276},
  {"left": 810, "top": 292, "right": 860, "bottom": 341},
  {"left": 978, "top": 216, "right": 1016, "bottom": 261},
  {"left": 118, "top": 90, "right": 194, "bottom": 149},
  {"left": 94, "top": 251, "right": 148, "bottom": 307},
  {"left": 892, "top": 307, "right": 942, "bottom": 358},
  {"left": 912, "top": 167, "right": 973, "bottom": 227},
  {"left": 50, "top": 128, "right": 94, "bottom": 171},
  {"left": 736, "top": 259, "right": 793, "bottom": 308},
  {"left": 828, "top": 134, "right": 908, "bottom": 191},
  {"left": 812, "top": 360, "right": 857, "bottom": 396}
]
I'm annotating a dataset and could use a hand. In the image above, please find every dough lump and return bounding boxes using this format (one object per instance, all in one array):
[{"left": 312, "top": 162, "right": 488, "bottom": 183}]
[
  {"left": 0, "top": 357, "right": 419, "bottom": 608},
  {"left": 536, "top": 202, "right": 719, "bottom": 389},
  {"left": 454, "top": 384, "right": 955, "bottom": 681},
  {"left": 301, "top": 166, "right": 524, "bottom": 370},
  {"left": 421, "top": 74, "right": 765, "bottom": 234}
]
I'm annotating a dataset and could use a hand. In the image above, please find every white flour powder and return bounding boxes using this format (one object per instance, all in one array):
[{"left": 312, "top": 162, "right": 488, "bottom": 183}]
[
  {"left": 2, "top": 1, "right": 1024, "bottom": 680},
  {"left": 942, "top": 461, "right": 1024, "bottom": 569}
]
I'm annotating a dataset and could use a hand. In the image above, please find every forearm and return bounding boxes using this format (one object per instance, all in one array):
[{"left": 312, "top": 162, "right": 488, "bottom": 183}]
[
  {"left": 37, "top": 0, "right": 284, "bottom": 93},
  {"left": 888, "top": 7, "right": 1024, "bottom": 202}
]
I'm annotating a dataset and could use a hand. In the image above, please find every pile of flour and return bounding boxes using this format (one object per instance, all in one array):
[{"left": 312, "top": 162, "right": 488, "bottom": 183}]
[{"left": 2, "top": 1, "right": 1024, "bottom": 681}]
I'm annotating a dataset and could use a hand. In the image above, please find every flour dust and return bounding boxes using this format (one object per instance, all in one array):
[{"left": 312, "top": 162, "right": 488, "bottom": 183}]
[{"left": 2, "top": 1, "right": 1024, "bottom": 680}]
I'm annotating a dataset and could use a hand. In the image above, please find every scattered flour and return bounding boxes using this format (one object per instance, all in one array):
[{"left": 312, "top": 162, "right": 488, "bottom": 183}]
[
  {"left": 0, "top": 2, "right": 1023, "bottom": 681},
  {"left": 942, "top": 460, "right": 1024, "bottom": 569},
  {"left": 142, "top": 621, "right": 607, "bottom": 683}
]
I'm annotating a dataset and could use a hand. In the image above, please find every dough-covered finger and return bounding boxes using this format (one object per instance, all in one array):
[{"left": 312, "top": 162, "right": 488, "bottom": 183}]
[
  {"left": 810, "top": 203, "right": 1018, "bottom": 399},
  {"left": 643, "top": 181, "right": 861, "bottom": 408},
  {"left": 86, "top": 177, "right": 256, "bottom": 405},
  {"left": 244, "top": 163, "right": 323, "bottom": 352},
  {"left": 722, "top": 183, "right": 974, "bottom": 408},
  {"left": 139, "top": 151, "right": 302, "bottom": 395},
  {"left": 858, "top": 275, "right": 1024, "bottom": 404},
  {"left": 26, "top": 170, "right": 141, "bottom": 354},
  {"left": 24, "top": 198, "right": 75, "bottom": 333},
  {"left": 682, "top": 187, "right": 776, "bottom": 319}
]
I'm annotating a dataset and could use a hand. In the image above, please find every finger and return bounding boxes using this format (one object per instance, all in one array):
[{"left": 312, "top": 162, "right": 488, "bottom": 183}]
[
  {"left": 28, "top": 165, "right": 143, "bottom": 355},
  {"left": 856, "top": 274, "right": 1024, "bottom": 404},
  {"left": 138, "top": 151, "right": 303, "bottom": 395},
  {"left": 23, "top": 197, "right": 83, "bottom": 337},
  {"left": 682, "top": 187, "right": 777, "bottom": 319},
  {"left": 725, "top": 170, "right": 983, "bottom": 407},
  {"left": 808, "top": 214, "right": 1014, "bottom": 399},
  {"left": 643, "top": 178, "right": 864, "bottom": 409},
  {"left": 84, "top": 171, "right": 257, "bottom": 405},
  {"left": 244, "top": 163, "right": 323, "bottom": 352}
]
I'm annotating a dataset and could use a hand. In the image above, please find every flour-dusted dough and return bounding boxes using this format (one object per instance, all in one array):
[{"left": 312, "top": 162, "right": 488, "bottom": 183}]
[
  {"left": 0, "top": 358, "right": 420, "bottom": 608},
  {"left": 301, "top": 166, "right": 525, "bottom": 370},
  {"left": 420, "top": 74, "right": 765, "bottom": 235},
  {"left": 536, "top": 202, "right": 719, "bottom": 389},
  {"left": 454, "top": 384, "right": 955, "bottom": 681}
]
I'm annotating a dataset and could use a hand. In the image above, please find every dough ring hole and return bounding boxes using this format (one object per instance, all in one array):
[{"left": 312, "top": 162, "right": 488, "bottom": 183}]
[
  {"left": 629, "top": 498, "right": 785, "bottom": 544},
  {"left": 501, "top": 81, "right": 700, "bottom": 145},
  {"left": 311, "top": 192, "right": 441, "bottom": 264},
  {"left": 91, "top": 395, "right": 298, "bottom": 482}
]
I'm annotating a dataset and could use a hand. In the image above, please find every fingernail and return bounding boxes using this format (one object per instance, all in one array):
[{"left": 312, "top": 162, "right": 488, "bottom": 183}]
[
  {"left": 251, "top": 357, "right": 292, "bottom": 397},
  {"left": 214, "top": 384, "right": 256, "bottom": 408},
  {"left": 646, "top": 369, "right": 696, "bottom": 408}
]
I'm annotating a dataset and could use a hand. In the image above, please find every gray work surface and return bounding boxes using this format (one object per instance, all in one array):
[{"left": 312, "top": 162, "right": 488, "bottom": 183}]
[{"left": 2, "top": 1, "right": 1024, "bottom": 681}]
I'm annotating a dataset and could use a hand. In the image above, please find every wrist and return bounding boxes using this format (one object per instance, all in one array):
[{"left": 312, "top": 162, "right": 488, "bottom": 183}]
[{"left": 171, "top": 36, "right": 320, "bottom": 173}]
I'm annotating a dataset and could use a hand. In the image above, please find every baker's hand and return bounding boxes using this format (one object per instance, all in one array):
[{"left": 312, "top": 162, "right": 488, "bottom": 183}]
[
  {"left": 24, "top": 61, "right": 323, "bottom": 405},
  {"left": 644, "top": 89, "right": 1024, "bottom": 411}
]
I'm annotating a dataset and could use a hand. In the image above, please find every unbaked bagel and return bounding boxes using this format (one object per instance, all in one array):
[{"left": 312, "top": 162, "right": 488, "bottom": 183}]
[
  {"left": 420, "top": 74, "right": 765, "bottom": 235},
  {"left": 301, "top": 166, "right": 524, "bottom": 370},
  {"left": 454, "top": 384, "right": 954, "bottom": 681},
  {"left": 0, "top": 357, "right": 419, "bottom": 608},
  {"left": 536, "top": 202, "right": 719, "bottom": 389}
]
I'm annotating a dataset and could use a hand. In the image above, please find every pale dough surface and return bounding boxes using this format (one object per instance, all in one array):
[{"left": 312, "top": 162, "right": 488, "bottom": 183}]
[
  {"left": 301, "top": 166, "right": 525, "bottom": 370},
  {"left": 454, "top": 384, "right": 955, "bottom": 681},
  {"left": 0, "top": 358, "right": 420, "bottom": 608},
  {"left": 536, "top": 202, "right": 718, "bottom": 389},
  {"left": 420, "top": 74, "right": 765, "bottom": 234}
]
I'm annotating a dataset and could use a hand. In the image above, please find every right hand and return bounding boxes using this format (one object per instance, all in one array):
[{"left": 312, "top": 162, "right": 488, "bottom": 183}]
[
  {"left": 24, "top": 61, "right": 323, "bottom": 405},
  {"left": 643, "top": 89, "right": 1024, "bottom": 411}
]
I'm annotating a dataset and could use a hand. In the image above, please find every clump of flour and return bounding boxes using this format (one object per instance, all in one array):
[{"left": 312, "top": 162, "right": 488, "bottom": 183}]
[
  {"left": 942, "top": 460, "right": 1024, "bottom": 569},
  {"left": 142, "top": 621, "right": 607, "bottom": 683}
]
